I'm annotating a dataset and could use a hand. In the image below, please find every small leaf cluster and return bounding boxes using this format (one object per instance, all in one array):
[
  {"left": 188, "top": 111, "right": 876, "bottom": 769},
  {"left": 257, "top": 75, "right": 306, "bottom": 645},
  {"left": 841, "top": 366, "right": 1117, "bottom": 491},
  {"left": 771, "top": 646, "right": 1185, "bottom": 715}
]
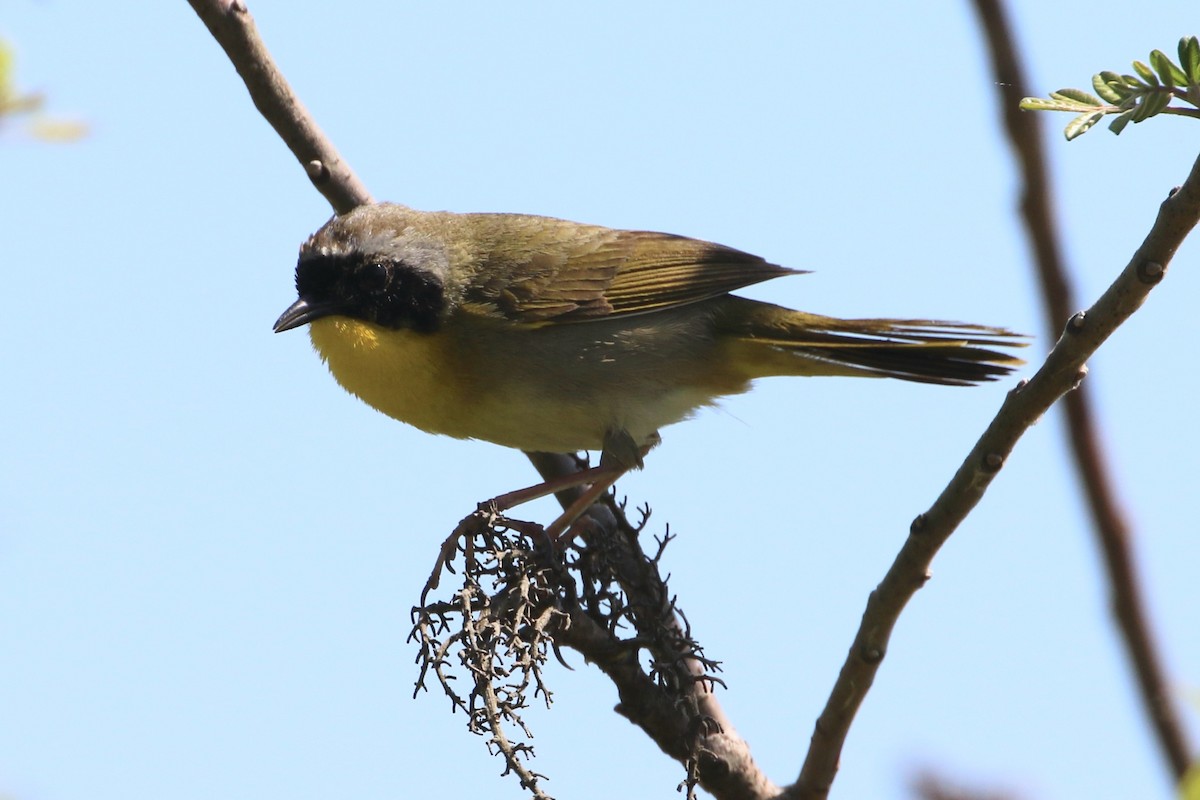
[{"left": 1020, "top": 36, "right": 1200, "bottom": 140}]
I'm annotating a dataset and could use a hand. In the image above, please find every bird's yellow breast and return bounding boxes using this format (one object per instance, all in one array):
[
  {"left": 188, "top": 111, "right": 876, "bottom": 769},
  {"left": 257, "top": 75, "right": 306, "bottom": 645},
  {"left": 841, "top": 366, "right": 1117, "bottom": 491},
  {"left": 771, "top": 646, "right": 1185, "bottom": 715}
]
[
  {"left": 308, "top": 318, "right": 478, "bottom": 440},
  {"left": 305, "top": 311, "right": 749, "bottom": 455}
]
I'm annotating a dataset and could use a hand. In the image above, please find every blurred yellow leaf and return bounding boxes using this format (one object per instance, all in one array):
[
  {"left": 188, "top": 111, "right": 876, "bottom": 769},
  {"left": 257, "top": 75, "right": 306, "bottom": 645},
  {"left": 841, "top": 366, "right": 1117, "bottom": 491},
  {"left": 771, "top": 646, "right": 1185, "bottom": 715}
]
[{"left": 28, "top": 117, "right": 89, "bottom": 141}]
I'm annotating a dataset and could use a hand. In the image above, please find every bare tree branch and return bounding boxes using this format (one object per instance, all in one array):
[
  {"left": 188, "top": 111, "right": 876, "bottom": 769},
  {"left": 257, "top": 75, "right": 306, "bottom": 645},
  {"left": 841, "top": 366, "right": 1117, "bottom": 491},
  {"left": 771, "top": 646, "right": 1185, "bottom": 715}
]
[
  {"left": 791, "top": 153, "right": 1200, "bottom": 798},
  {"left": 560, "top": 493, "right": 780, "bottom": 800},
  {"left": 186, "top": 0, "right": 372, "bottom": 213},
  {"left": 970, "top": 0, "right": 1194, "bottom": 780}
]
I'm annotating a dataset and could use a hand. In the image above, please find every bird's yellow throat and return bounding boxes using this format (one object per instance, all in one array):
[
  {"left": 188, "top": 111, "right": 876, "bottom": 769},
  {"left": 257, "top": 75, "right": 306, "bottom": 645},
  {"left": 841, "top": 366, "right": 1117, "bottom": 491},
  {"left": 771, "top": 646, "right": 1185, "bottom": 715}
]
[{"left": 307, "top": 317, "right": 470, "bottom": 440}]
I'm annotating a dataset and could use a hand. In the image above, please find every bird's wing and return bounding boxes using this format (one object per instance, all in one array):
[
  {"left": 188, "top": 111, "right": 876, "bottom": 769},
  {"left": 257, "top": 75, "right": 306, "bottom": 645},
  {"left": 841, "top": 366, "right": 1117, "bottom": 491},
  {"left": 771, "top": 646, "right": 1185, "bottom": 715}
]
[{"left": 462, "top": 217, "right": 802, "bottom": 324}]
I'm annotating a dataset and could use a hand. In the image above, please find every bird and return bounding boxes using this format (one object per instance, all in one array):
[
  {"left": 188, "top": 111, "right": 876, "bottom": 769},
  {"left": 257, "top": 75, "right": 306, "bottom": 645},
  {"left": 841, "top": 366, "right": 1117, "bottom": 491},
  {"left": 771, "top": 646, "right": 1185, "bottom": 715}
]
[{"left": 274, "top": 202, "right": 1024, "bottom": 537}]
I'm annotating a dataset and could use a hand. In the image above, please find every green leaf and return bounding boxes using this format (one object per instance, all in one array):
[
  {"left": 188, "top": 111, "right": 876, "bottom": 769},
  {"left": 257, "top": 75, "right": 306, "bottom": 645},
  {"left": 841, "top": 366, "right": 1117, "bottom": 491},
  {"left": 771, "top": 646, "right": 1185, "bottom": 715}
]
[
  {"left": 1150, "top": 49, "right": 1187, "bottom": 87},
  {"left": 1020, "top": 96, "right": 1089, "bottom": 112},
  {"left": 1051, "top": 87, "right": 1104, "bottom": 106},
  {"left": 1064, "top": 109, "right": 1106, "bottom": 140},
  {"left": 1133, "top": 60, "right": 1159, "bottom": 85},
  {"left": 1092, "top": 73, "right": 1126, "bottom": 103},
  {"left": 1141, "top": 88, "right": 1173, "bottom": 119},
  {"left": 1021, "top": 95, "right": 1096, "bottom": 113},
  {"left": 1098, "top": 70, "right": 1136, "bottom": 99},
  {"left": 1019, "top": 97, "right": 1056, "bottom": 111},
  {"left": 1108, "top": 110, "right": 1134, "bottom": 135},
  {"left": 1034, "top": 89, "right": 1105, "bottom": 113},
  {"left": 1129, "top": 91, "right": 1163, "bottom": 123},
  {"left": 1129, "top": 97, "right": 1151, "bottom": 122},
  {"left": 1180, "top": 36, "right": 1200, "bottom": 85}
]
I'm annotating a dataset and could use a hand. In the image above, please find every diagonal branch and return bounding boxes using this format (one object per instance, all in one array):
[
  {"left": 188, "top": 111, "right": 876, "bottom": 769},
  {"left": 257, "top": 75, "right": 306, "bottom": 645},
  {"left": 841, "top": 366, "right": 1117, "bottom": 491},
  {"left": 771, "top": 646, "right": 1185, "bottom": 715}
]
[
  {"left": 528, "top": 453, "right": 778, "bottom": 799},
  {"left": 970, "top": 0, "right": 1194, "bottom": 780},
  {"left": 790, "top": 151, "right": 1200, "bottom": 799}
]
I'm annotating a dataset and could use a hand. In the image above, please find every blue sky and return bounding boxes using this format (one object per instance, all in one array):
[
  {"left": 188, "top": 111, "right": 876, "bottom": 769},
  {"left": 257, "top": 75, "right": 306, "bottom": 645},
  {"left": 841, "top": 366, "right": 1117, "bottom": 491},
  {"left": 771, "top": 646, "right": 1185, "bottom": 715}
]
[{"left": 3, "top": 2, "right": 1198, "bottom": 799}]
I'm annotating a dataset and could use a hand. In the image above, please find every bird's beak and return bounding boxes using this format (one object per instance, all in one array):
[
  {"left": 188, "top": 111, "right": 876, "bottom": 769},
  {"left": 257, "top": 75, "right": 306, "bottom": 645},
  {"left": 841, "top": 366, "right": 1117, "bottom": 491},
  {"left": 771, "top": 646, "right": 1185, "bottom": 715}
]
[{"left": 273, "top": 297, "right": 337, "bottom": 333}]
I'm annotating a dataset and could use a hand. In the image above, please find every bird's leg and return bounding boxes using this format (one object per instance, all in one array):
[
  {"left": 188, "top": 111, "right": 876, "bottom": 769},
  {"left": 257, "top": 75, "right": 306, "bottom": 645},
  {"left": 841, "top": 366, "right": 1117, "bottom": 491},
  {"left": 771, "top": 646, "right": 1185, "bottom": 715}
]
[
  {"left": 542, "top": 466, "right": 628, "bottom": 541},
  {"left": 482, "top": 460, "right": 627, "bottom": 547},
  {"left": 485, "top": 462, "right": 623, "bottom": 514},
  {"left": 541, "top": 430, "right": 660, "bottom": 542},
  {"left": 481, "top": 431, "right": 660, "bottom": 544}
]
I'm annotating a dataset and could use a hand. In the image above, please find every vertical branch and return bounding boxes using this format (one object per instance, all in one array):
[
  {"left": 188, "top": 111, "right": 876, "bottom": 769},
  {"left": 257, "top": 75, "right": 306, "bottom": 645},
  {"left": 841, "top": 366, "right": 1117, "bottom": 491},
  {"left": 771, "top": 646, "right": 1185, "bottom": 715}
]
[{"left": 969, "top": 0, "right": 1193, "bottom": 780}]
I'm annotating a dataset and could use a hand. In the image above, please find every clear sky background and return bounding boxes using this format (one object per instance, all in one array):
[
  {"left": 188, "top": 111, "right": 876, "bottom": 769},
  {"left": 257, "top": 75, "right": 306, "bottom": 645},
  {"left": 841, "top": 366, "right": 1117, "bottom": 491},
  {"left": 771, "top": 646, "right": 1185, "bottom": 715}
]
[{"left": 3, "top": 2, "right": 1198, "bottom": 799}]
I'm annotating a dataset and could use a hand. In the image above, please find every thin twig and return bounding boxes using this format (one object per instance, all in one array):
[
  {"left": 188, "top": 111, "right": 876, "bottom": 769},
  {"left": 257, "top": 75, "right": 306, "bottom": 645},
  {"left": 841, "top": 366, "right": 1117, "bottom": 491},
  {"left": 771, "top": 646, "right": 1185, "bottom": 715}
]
[
  {"left": 791, "top": 153, "right": 1200, "bottom": 799},
  {"left": 971, "top": 0, "right": 1193, "bottom": 780}
]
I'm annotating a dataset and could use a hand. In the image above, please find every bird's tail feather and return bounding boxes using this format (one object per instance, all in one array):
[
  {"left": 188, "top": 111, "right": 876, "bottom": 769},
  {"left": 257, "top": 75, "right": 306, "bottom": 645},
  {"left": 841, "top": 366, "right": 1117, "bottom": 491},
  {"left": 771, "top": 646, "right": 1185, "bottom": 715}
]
[{"left": 727, "top": 306, "right": 1027, "bottom": 386}]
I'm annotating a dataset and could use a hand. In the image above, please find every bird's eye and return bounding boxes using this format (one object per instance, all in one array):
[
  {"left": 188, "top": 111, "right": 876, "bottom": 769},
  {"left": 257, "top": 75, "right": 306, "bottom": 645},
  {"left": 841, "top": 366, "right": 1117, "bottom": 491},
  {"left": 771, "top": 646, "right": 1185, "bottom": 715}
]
[{"left": 361, "top": 261, "right": 389, "bottom": 290}]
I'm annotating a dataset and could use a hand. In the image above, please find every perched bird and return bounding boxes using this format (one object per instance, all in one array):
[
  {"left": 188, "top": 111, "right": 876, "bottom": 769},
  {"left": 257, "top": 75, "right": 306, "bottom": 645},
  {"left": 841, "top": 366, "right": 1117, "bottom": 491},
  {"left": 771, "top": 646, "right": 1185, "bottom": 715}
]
[{"left": 275, "top": 203, "right": 1023, "bottom": 534}]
